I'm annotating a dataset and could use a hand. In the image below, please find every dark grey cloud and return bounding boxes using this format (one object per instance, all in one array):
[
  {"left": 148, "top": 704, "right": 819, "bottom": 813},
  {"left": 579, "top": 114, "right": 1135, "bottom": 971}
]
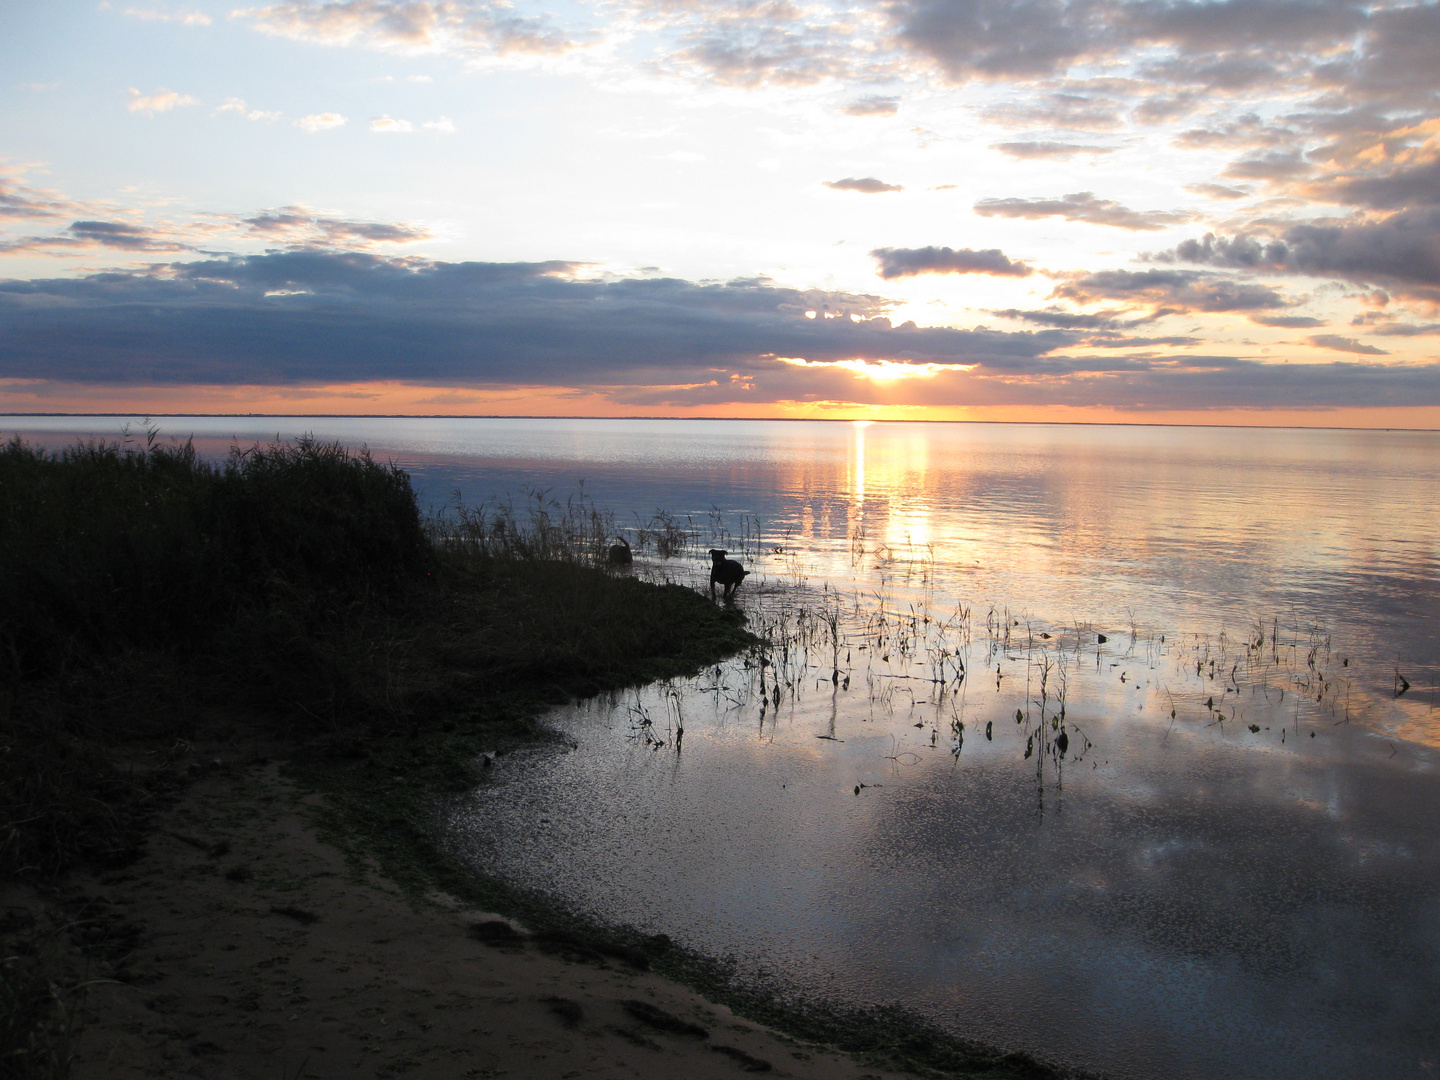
[
  {"left": 1324, "top": 157, "right": 1440, "bottom": 210},
  {"left": 69, "top": 220, "right": 186, "bottom": 251},
  {"left": 0, "top": 205, "right": 429, "bottom": 259},
  {"left": 991, "top": 307, "right": 1137, "bottom": 330},
  {"left": 1344, "top": 1, "right": 1440, "bottom": 103},
  {"left": 1221, "top": 148, "right": 1311, "bottom": 182},
  {"left": 1184, "top": 182, "right": 1253, "bottom": 200},
  {"left": 891, "top": 0, "right": 1100, "bottom": 80},
  {"left": 1251, "top": 314, "right": 1325, "bottom": 328},
  {"left": 239, "top": 0, "right": 577, "bottom": 58},
  {"left": 991, "top": 141, "right": 1116, "bottom": 159},
  {"left": 0, "top": 175, "right": 74, "bottom": 220},
  {"left": 840, "top": 95, "right": 899, "bottom": 116},
  {"left": 1308, "top": 333, "right": 1389, "bottom": 355},
  {"left": 242, "top": 206, "right": 433, "bottom": 248},
  {"left": 1366, "top": 321, "right": 1440, "bottom": 336},
  {"left": 981, "top": 93, "right": 1126, "bottom": 131},
  {"left": 1128, "top": 90, "right": 1203, "bottom": 124},
  {"left": 651, "top": 1, "right": 868, "bottom": 88},
  {"left": 824, "top": 177, "right": 904, "bottom": 193},
  {"left": 1052, "top": 267, "right": 1290, "bottom": 312},
  {"left": 1165, "top": 210, "right": 1440, "bottom": 297},
  {"left": 3, "top": 250, "right": 1433, "bottom": 412},
  {"left": 871, "top": 246, "right": 1034, "bottom": 279},
  {"left": 0, "top": 219, "right": 192, "bottom": 255},
  {"left": 974, "top": 191, "right": 1192, "bottom": 231},
  {"left": 887, "top": 0, "right": 1377, "bottom": 89},
  {"left": 1132, "top": 0, "right": 1368, "bottom": 58},
  {"left": 0, "top": 252, "right": 1076, "bottom": 388},
  {"left": 1171, "top": 114, "right": 1294, "bottom": 152}
]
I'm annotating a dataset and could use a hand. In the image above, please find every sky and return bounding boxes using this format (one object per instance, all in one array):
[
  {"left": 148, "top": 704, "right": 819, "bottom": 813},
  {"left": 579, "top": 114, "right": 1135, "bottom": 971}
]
[{"left": 2, "top": 0, "right": 1439, "bottom": 425}]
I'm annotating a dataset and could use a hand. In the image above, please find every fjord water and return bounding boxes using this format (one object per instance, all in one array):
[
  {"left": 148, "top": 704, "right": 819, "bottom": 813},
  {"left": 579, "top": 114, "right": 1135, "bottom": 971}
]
[{"left": 9, "top": 416, "right": 1440, "bottom": 1079}]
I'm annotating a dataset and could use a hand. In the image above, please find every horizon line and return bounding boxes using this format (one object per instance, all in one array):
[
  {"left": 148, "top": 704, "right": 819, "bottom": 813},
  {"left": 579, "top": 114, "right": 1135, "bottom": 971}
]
[{"left": 1, "top": 412, "right": 1437, "bottom": 434}]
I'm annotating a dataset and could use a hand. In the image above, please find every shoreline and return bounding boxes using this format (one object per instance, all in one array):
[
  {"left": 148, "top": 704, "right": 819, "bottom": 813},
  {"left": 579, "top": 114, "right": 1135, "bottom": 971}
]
[
  {"left": 15, "top": 723, "right": 1090, "bottom": 1080},
  {"left": 34, "top": 747, "right": 917, "bottom": 1080}
]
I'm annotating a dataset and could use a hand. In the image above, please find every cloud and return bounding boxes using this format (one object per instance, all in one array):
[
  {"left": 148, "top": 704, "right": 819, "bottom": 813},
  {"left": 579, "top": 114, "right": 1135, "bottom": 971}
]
[
  {"left": 1184, "top": 182, "right": 1252, "bottom": 201},
  {"left": 980, "top": 93, "right": 1126, "bottom": 131},
  {"left": 1165, "top": 211, "right": 1440, "bottom": 298},
  {"left": 1323, "top": 156, "right": 1440, "bottom": 210},
  {"left": 0, "top": 219, "right": 192, "bottom": 255},
  {"left": 1366, "top": 321, "right": 1440, "bottom": 336},
  {"left": 974, "top": 191, "right": 1191, "bottom": 231},
  {"left": 236, "top": 0, "right": 576, "bottom": 58},
  {"left": 3, "top": 250, "right": 1436, "bottom": 412},
  {"left": 642, "top": 0, "right": 888, "bottom": 89},
  {"left": 1052, "top": 268, "right": 1289, "bottom": 313},
  {"left": 871, "top": 246, "right": 1034, "bottom": 279},
  {"left": 824, "top": 177, "right": 903, "bottom": 193},
  {"left": 1250, "top": 315, "right": 1325, "bottom": 328},
  {"left": 0, "top": 252, "right": 1075, "bottom": 390},
  {"left": 890, "top": 0, "right": 1099, "bottom": 81},
  {"left": 0, "top": 182, "right": 433, "bottom": 260},
  {"left": 370, "top": 114, "right": 415, "bottom": 133},
  {"left": 990, "top": 307, "right": 1134, "bottom": 330},
  {"left": 0, "top": 173, "right": 76, "bottom": 220},
  {"left": 1308, "top": 334, "right": 1389, "bottom": 355},
  {"left": 127, "top": 87, "right": 200, "bottom": 114},
  {"left": 241, "top": 206, "right": 432, "bottom": 249},
  {"left": 1221, "top": 149, "right": 1310, "bottom": 182},
  {"left": 215, "top": 97, "right": 282, "bottom": 121},
  {"left": 360, "top": 112, "right": 453, "bottom": 138},
  {"left": 122, "top": 5, "right": 211, "bottom": 25},
  {"left": 295, "top": 112, "right": 347, "bottom": 132},
  {"left": 840, "top": 96, "right": 899, "bottom": 117},
  {"left": 887, "top": 0, "right": 1375, "bottom": 88},
  {"left": 991, "top": 141, "right": 1115, "bottom": 160}
]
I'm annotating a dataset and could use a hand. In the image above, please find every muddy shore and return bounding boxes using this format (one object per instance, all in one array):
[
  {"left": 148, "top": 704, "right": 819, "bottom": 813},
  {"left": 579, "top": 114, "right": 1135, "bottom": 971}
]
[{"left": 11, "top": 749, "right": 915, "bottom": 1080}]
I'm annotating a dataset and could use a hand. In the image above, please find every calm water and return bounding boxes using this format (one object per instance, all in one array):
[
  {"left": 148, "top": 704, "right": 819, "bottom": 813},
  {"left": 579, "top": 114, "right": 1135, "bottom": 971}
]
[{"left": 8, "top": 416, "right": 1440, "bottom": 1079}]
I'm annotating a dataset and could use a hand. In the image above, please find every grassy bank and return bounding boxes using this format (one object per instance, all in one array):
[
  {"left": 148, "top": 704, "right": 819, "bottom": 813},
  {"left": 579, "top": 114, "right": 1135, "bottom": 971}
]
[{"left": 0, "top": 433, "right": 750, "bottom": 877}]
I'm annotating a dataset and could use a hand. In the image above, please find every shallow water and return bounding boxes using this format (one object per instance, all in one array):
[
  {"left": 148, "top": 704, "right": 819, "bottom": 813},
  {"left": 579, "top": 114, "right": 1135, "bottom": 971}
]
[{"left": 8, "top": 415, "right": 1440, "bottom": 1078}]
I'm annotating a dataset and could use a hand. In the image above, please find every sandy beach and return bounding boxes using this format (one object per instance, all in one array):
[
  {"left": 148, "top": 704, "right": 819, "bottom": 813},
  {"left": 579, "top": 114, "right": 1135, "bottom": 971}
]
[{"left": 18, "top": 753, "right": 911, "bottom": 1080}]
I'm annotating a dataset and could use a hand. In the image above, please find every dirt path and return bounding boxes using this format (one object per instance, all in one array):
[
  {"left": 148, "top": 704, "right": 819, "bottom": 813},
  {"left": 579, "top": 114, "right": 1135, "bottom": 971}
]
[{"left": 45, "top": 757, "right": 908, "bottom": 1080}]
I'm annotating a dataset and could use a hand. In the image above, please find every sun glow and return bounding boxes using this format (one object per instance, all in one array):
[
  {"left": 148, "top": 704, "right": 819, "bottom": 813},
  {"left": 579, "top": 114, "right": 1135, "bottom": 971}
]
[{"left": 776, "top": 358, "right": 977, "bottom": 382}]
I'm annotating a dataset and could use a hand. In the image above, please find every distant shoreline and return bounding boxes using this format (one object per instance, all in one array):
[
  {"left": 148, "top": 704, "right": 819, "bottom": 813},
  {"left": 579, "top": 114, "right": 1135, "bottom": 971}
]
[{"left": 3, "top": 411, "right": 1436, "bottom": 432}]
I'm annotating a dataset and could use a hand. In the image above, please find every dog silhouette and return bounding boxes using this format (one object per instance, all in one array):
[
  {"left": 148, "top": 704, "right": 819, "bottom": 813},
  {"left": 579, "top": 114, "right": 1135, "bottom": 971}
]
[
  {"left": 709, "top": 549, "right": 749, "bottom": 600},
  {"left": 607, "top": 536, "right": 632, "bottom": 565}
]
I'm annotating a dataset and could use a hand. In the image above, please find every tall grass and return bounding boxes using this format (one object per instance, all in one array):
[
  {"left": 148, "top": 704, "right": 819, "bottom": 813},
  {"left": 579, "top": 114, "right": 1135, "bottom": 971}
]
[
  {"left": 438, "top": 488, "right": 615, "bottom": 564},
  {"left": 0, "top": 435, "right": 428, "bottom": 681}
]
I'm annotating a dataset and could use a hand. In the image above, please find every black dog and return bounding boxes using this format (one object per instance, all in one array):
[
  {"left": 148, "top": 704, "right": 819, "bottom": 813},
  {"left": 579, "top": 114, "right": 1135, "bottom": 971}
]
[
  {"left": 607, "top": 536, "right": 633, "bottom": 565},
  {"left": 709, "top": 549, "right": 749, "bottom": 599}
]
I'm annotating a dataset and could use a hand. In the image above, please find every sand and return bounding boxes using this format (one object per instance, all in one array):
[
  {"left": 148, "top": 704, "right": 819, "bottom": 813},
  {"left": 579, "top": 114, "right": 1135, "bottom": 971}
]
[{"left": 25, "top": 756, "right": 910, "bottom": 1080}]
